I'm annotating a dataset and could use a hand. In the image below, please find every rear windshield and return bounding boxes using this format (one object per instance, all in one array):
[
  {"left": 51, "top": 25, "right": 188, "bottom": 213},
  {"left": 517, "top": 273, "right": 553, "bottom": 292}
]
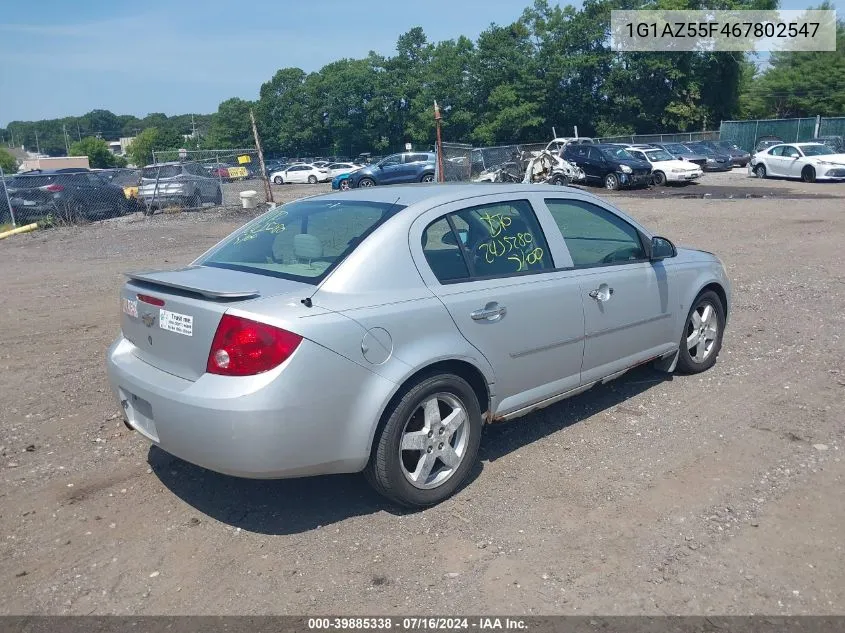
[
  {"left": 9, "top": 175, "right": 54, "bottom": 188},
  {"left": 108, "top": 170, "right": 141, "bottom": 185},
  {"left": 142, "top": 166, "right": 183, "bottom": 179},
  {"left": 199, "top": 198, "right": 406, "bottom": 283}
]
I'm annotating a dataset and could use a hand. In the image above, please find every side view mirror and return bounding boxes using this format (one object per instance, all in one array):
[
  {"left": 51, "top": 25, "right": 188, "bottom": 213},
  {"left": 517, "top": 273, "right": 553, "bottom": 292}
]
[{"left": 649, "top": 236, "right": 676, "bottom": 261}]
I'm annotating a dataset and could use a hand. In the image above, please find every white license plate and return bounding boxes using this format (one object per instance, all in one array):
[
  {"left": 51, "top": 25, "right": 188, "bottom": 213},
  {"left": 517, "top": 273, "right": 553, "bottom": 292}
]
[
  {"left": 121, "top": 298, "right": 138, "bottom": 318},
  {"left": 159, "top": 309, "right": 193, "bottom": 336},
  {"left": 23, "top": 200, "right": 36, "bottom": 206}
]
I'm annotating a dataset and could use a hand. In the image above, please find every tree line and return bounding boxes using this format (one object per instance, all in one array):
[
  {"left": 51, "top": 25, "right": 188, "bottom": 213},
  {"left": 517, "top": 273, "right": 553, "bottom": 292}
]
[{"left": 2, "top": 0, "right": 843, "bottom": 167}]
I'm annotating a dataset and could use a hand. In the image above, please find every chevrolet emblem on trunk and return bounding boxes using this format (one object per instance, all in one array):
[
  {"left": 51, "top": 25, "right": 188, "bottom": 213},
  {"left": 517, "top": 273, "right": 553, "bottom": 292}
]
[{"left": 141, "top": 312, "right": 156, "bottom": 328}]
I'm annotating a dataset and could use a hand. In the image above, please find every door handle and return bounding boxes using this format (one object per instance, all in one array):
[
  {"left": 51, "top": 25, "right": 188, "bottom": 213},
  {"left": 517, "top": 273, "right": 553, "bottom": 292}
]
[
  {"left": 588, "top": 285, "right": 614, "bottom": 301},
  {"left": 471, "top": 302, "right": 507, "bottom": 321}
]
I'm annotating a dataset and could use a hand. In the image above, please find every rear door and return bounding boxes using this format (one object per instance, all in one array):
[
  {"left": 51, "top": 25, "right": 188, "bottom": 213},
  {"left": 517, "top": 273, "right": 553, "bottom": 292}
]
[
  {"left": 542, "top": 195, "right": 677, "bottom": 384},
  {"left": 412, "top": 194, "right": 585, "bottom": 415}
]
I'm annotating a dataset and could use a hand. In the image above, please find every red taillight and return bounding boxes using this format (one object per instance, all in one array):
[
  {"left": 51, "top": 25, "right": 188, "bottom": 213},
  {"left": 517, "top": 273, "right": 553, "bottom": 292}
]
[
  {"left": 137, "top": 294, "right": 165, "bottom": 307},
  {"left": 206, "top": 314, "right": 302, "bottom": 376},
  {"left": 45, "top": 184, "right": 64, "bottom": 192}
]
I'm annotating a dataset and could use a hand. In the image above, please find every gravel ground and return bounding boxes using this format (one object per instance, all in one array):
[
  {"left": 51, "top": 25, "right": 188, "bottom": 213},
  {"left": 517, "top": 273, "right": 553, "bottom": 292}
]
[{"left": 1, "top": 172, "right": 844, "bottom": 615}]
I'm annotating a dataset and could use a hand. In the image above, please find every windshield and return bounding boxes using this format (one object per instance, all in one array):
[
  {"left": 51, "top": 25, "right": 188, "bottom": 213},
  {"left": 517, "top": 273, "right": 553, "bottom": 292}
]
[
  {"left": 601, "top": 147, "right": 634, "bottom": 160},
  {"left": 142, "top": 166, "right": 183, "bottom": 179},
  {"left": 664, "top": 144, "right": 690, "bottom": 154},
  {"left": 716, "top": 141, "right": 738, "bottom": 150},
  {"left": 801, "top": 144, "right": 835, "bottom": 156},
  {"left": 198, "top": 198, "right": 406, "bottom": 282},
  {"left": 688, "top": 144, "right": 715, "bottom": 155},
  {"left": 645, "top": 149, "right": 674, "bottom": 162}
]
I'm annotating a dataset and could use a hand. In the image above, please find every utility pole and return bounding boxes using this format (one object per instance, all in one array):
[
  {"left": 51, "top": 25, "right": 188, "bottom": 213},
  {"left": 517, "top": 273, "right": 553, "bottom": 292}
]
[
  {"left": 434, "top": 101, "right": 444, "bottom": 183},
  {"left": 62, "top": 125, "right": 70, "bottom": 154},
  {"left": 34, "top": 130, "right": 41, "bottom": 155},
  {"left": 76, "top": 121, "right": 82, "bottom": 141},
  {"left": 191, "top": 114, "right": 197, "bottom": 141},
  {"left": 250, "top": 109, "right": 273, "bottom": 204}
]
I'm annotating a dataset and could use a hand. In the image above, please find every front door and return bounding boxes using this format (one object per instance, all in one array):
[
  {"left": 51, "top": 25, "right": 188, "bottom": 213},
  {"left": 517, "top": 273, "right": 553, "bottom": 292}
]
[
  {"left": 542, "top": 196, "right": 677, "bottom": 384},
  {"left": 413, "top": 197, "right": 585, "bottom": 414}
]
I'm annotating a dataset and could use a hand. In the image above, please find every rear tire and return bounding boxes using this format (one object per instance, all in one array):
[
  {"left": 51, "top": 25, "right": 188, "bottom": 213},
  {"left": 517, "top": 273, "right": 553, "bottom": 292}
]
[
  {"left": 676, "top": 290, "right": 725, "bottom": 374},
  {"left": 365, "top": 373, "right": 482, "bottom": 508},
  {"left": 754, "top": 164, "right": 767, "bottom": 179},
  {"left": 420, "top": 173, "right": 434, "bottom": 183},
  {"left": 802, "top": 166, "right": 816, "bottom": 183},
  {"left": 550, "top": 173, "right": 569, "bottom": 186},
  {"left": 359, "top": 177, "right": 375, "bottom": 188}
]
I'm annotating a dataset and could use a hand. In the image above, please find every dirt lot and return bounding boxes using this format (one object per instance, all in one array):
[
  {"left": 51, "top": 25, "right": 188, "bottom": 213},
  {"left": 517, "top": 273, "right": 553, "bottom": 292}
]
[{"left": 1, "top": 171, "right": 843, "bottom": 615}]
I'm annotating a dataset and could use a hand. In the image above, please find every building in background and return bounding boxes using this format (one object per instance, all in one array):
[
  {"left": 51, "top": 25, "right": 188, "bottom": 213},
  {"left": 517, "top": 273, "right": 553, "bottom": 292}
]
[{"left": 19, "top": 156, "right": 90, "bottom": 172}]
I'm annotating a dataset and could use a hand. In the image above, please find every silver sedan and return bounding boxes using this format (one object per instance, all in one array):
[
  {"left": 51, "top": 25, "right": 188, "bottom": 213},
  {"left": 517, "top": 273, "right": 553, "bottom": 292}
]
[{"left": 107, "top": 184, "right": 730, "bottom": 507}]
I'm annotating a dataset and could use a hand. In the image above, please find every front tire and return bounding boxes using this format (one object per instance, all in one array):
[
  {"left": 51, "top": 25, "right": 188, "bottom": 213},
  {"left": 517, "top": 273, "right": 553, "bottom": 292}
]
[
  {"left": 604, "top": 173, "right": 620, "bottom": 190},
  {"left": 365, "top": 374, "right": 482, "bottom": 508},
  {"left": 339, "top": 178, "right": 350, "bottom": 191},
  {"left": 652, "top": 171, "right": 667, "bottom": 186},
  {"left": 802, "top": 166, "right": 816, "bottom": 183},
  {"left": 676, "top": 290, "right": 725, "bottom": 374},
  {"left": 754, "top": 164, "right": 766, "bottom": 179}
]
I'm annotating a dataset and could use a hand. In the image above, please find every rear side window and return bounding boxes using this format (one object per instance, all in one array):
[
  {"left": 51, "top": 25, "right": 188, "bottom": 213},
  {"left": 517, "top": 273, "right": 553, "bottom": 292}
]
[
  {"left": 10, "top": 175, "right": 53, "bottom": 188},
  {"left": 545, "top": 198, "right": 646, "bottom": 267},
  {"left": 199, "top": 199, "right": 405, "bottom": 283},
  {"left": 422, "top": 200, "right": 552, "bottom": 283},
  {"left": 142, "top": 166, "right": 182, "bottom": 178}
]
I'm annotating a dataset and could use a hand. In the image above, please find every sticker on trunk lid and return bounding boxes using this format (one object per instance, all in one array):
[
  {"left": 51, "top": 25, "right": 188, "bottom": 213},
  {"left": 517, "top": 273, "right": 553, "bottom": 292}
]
[
  {"left": 159, "top": 309, "right": 193, "bottom": 336},
  {"left": 121, "top": 298, "right": 138, "bottom": 318}
]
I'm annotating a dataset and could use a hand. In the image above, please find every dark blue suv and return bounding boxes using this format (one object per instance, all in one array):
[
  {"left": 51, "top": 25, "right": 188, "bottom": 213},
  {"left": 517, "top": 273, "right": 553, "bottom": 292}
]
[{"left": 347, "top": 152, "right": 435, "bottom": 188}]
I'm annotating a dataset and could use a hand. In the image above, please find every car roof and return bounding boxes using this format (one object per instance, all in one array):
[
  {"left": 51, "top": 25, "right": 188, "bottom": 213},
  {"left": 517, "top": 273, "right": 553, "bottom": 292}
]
[
  {"left": 306, "top": 183, "right": 596, "bottom": 209},
  {"left": 794, "top": 142, "right": 827, "bottom": 147},
  {"left": 16, "top": 168, "right": 90, "bottom": 176},
  {"left": 142, "top": 162, "right": 183, "bottom": 168}
]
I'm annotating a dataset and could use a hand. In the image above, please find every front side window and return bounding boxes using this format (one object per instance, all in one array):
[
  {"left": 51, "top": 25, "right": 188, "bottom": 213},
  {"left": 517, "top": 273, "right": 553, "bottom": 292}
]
[
  {"left": 200, "top": 199, "right": 405, "bottom": 282},
  {"left": 380, "top": 154, "right": 401, "bottom": 167},
  {"left": 781, "top": 146, "right": 800, "bottom": 158},
  {"left": 545, "top": 198, "right": 646, "bottom": 267},
  {"left": 769, "top": 146, "right": 785, "bottom": 156}
]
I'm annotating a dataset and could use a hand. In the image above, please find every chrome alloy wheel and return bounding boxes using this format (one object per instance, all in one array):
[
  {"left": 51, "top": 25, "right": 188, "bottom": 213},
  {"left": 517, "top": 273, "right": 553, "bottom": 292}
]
[
  {"left": 686, "top": 302, "right": 719, "bottom": 363},
  {"left": 399, "top": 393, "right": 469, "bottom": 490}
]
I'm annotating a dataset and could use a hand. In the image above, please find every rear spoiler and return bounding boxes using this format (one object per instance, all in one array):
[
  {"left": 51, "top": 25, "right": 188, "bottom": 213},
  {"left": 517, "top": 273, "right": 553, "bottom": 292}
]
[{"left": 126, "top": 269, "right": 260, "bottom": 300}]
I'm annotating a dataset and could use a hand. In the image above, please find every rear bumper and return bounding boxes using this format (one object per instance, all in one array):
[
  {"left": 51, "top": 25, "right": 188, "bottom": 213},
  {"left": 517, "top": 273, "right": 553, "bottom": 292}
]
[{"left": 106, "top": 336, "right": 395, "bottom": 478}]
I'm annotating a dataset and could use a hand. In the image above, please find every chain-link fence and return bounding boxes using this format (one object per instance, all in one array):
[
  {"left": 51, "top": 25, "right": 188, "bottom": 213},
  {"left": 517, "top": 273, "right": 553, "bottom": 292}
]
[
  {"left": 0, "top": 152, "right": 273, "bottom": 227},
  {"left": 595, "top": 131, "right": 720, "bottom": 145}
]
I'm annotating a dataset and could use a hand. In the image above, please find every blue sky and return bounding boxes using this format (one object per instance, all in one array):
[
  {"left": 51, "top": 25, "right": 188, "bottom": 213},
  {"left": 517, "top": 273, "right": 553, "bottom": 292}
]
[{"left": 0, "top": 0, "right": 838, "bottom": 126}]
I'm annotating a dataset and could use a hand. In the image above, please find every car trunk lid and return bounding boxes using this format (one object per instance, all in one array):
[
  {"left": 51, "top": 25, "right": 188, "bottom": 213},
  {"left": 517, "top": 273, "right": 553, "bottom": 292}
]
[{"left": 120, "top": 266, "right": 313, "bottom": 381}]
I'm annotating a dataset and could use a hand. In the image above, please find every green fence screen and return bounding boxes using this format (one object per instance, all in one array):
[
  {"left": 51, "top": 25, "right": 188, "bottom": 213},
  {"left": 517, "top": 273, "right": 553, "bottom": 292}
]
[{"left": 719, "top": 117, "right": 845, "bottom": 152}]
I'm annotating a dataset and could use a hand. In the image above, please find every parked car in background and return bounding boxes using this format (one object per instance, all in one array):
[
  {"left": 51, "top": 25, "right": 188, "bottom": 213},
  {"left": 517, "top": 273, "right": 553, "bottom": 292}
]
[
  {"left": 750, "top": 142, "right": 845, "bottom": 182},
  {"left": 100, "top": 168, "right": 143, "bottom": 211},
  {"left": 311, "top": 161, "right": 331, "bottom": 169},
  {"left": 270, "top": 164, "right": 330, "bottom": 184},
  {"left": 650, "top": 143, "right": 709, "bottom": 169},
  {"left": 107, "top": 184, "right": 730, "bottom": 506},
  {"left": 264, "top": 160, "right": 288, "bottom": 176},
  {"left": 562, "top": 144, "right": 652, "bottom": 190},
  {"left": 754, "top": 136, "right": 784, "bottom": 152},
  {"left": 332, "top": 172, "right": 354, "bottom": 190},
  {"left": 700, "top": 140, "right": 751, "bottom": 167},
  {"left": 347, "top": 152, "right": 435, "bottom": 188},
  {"left": 139, "top": 163, "right": 223, "bottom": 211},
  {"left": 6, "top": 168, "right": 129, "bottom": 222},
  {"left": 684, "top": 143, "right": 733, "bottom": 171},
  {"left": 326, "top": 162, "right": 362, "bottom": 178},
  {"left": 810, "top": 136, "right": 845, "bottom": 154},
  {"left": 623, "top": 147, "right": 703, "bottom": 185}
]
